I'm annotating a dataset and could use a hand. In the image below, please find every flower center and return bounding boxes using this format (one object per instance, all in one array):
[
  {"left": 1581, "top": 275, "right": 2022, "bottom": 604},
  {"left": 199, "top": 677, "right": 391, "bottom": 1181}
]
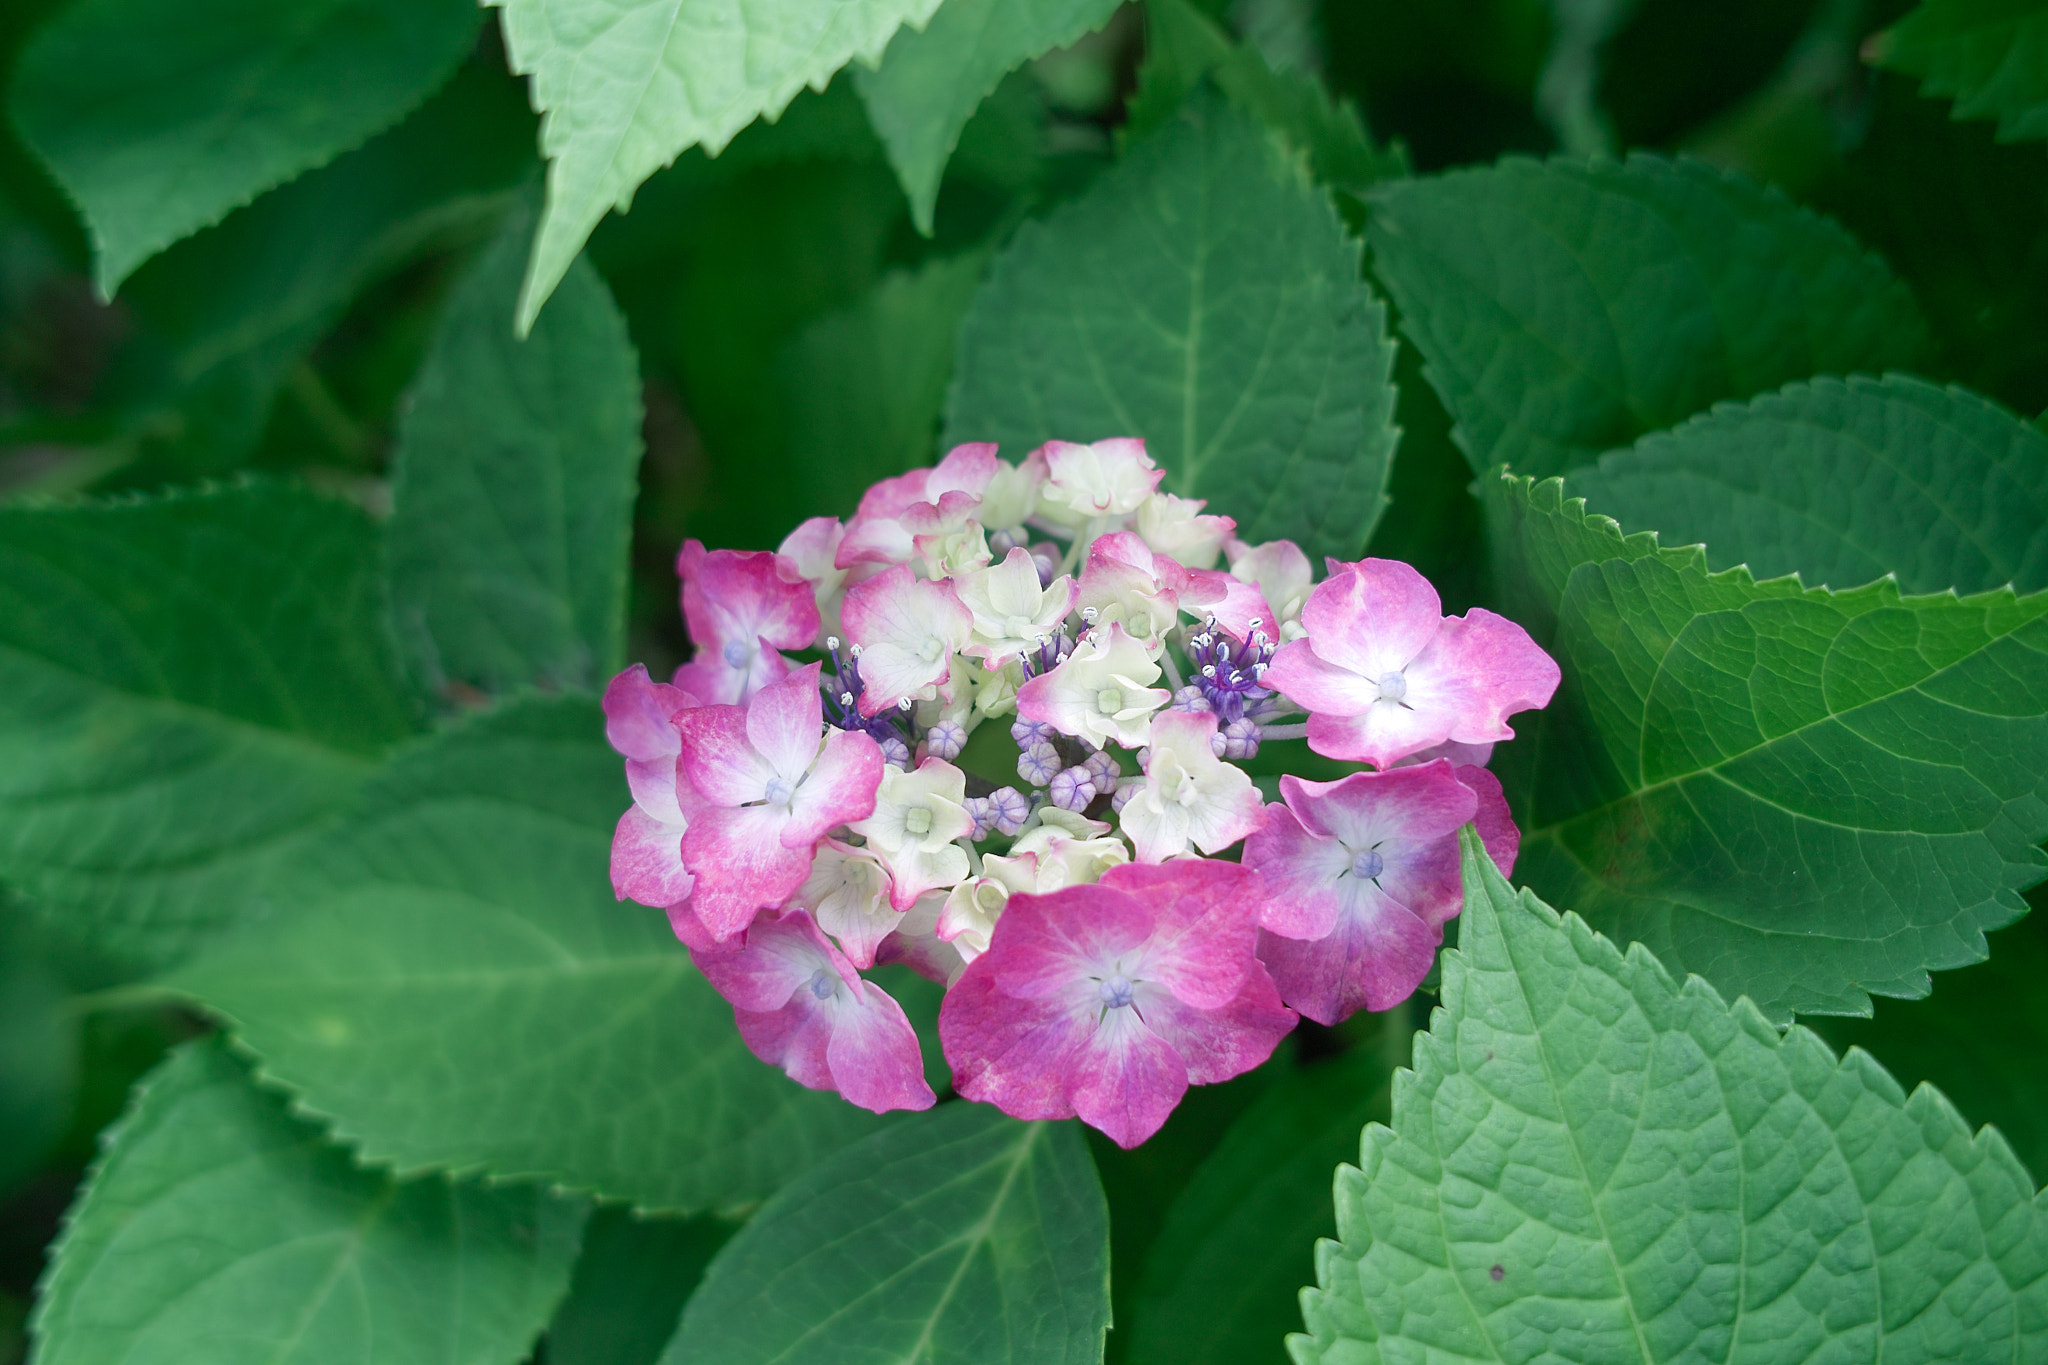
[
  {"left": 1098, "top": 974, "right": 1136, "bottom": 1009},
  {"left": 764, "top": 776, "right": 796, "bottom": 808},
  {"left": 1376, "top": 671, "right": 1407, "bottom": 703},
  {"left": 806, "top": 968, "right": 837, "bottom": 1000},
  {"left": 1350, "top": 848, "right": 1385, "bottom": 881},
  {"left": 919, "top": 634, "right": 946, "bottom": 662},
  {"left": 1096, "top": 687, "right": 1123, "bottom": 715},
  {"left": 722, "top": 640, "right": 750, "bottom": 668},
  {"left": 903, "top": 805, "right": 934, "bottom": 838}
]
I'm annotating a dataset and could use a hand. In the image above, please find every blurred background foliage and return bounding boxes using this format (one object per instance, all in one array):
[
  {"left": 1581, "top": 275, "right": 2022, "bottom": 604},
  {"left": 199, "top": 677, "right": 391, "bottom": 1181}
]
[{"left": 2, "top": 0, "right": 2045, "bottom": 1360}]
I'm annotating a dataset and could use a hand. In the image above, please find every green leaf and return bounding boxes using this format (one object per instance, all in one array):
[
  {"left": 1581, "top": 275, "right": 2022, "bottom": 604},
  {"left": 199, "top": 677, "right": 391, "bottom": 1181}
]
[
  {"left": 945, "top": 91, "right": 1399, "bottom": 561},
  {"left": 1292, "top": 827, "right": 2048, "bottom": 1365},
  {"left": 775, "top": 251, "right": 987, "bottom": 519},
  {"left": 30, "top": 1038, "right": 584, "bottom": 1365},
  {"left": 490, "top": 0, "right": 944, "bottom": 333},
  {"left": 116, "top": 56, "right": 539, "bottom": 474},
  {"left": 1127, "top": 1049, "right": 1391, "bottom": 1365},
  {"left": 660, "top": 1103, "right": 1109, "bottom": 1365},
  {"left": 0, "top": 905, "right": 76, "bottom": 1196},
  {"left": 169, "top": 694, "right": 889, "bottom": 1213},
  {"left": 855, "top": 0, "right": 1122, "bottom": 234},
  {"left": 9, "top": 0, "right": 481, "bottom": 295},
  {"left": 1125, "top": 0, "right": 1408, "bottom": 192},
  {"left": 1567, "top": 374, "right": 2048, "bottom": 596},
  {"left": 543, "top": 1206, "right": 732, "bottom": 1365},
  {"left": 1870, "top": 0, "right": 2048, "bottom": 143},
  {"left": 1368, "top": 154, "right": 1933, "bottom": 478},
  {"left": 1483, "top": 471, "right": 2048, "bottom": 1021},
  {"left": 389, "top": 202, "right": 643, "bottom": 700},
  {"left": 0, "top": 484, "right": 417, "bottom": 973}
]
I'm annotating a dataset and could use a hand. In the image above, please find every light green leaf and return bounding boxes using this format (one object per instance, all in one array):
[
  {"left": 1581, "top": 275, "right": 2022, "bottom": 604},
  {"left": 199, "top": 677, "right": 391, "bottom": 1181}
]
[
  {"left": 1483, "top": 471, "right": 2048, "bottom": 1021},
  {"left": 1870, "top": 0, "right": 2048, "bottom": 142},
  {"left": 543, "top": 1206, "right": 732, "bottom": 1365},
  {"left": 170, "top": 695, "right": 889, "bottom": 1213},
  {"left": 1567, "top": 374, "right": 2048, "bottom": 595},
  {"left": 1292, "top": 828, "right": 2048, "bottom": 1365},
  {"left": 856, "top": 0, "right": 1121, "bottom": 233},
  {"left": 775, "top": 251, "right": 987, "bottom": 518},
  {"left": 0, "top": 484, "right": 417, "bottom": 974},
  {"left": 1368, "top": 154, "right": 1933, "bottom": 478},
  {"left": 490, "top": 0, "right": 944, "bottom": 333},
  {"left": 9, "top": 0, "right": 479, "bottom": 297},
  {"left": 661, "top": 1103, "right": 1109, "bottom": 1365},
  {"left": 389, "top": 202, "right": 643, "bottom": 701},
  {"left": 945, "top": 91, "right": 1399, "bottom": 561},
  {"left": 30, "top": 1038, "right": 584, "bottom": 1365},
  {"left": 1127, "top": 1049, "right": 1390, "bottom": 1365}
]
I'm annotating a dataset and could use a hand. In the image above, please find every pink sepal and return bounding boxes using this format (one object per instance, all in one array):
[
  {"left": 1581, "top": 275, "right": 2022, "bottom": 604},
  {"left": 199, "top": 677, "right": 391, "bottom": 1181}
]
[{"left": 611, "top": 806, "right": 694, "bottom": 908}]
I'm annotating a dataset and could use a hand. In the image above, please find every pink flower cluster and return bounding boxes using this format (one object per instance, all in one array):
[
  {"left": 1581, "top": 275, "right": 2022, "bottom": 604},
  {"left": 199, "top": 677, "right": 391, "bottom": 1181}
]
[{"left": 604, "top": 439, "right": 1558, "bottom": 1147}]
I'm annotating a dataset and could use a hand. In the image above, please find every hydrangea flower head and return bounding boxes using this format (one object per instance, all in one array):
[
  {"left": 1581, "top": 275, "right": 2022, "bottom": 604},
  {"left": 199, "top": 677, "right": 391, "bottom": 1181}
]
[
  {"left": 1016, "top": 622, "right": 1170, "bottom": 749},
  {"left": 1036, "top": 438, "right": 1163, "bottom": 523},
  {"left": 840, "top": 565, "right": 974, "bottom": 716},
  {"left": 849, "top": 757, "right": 975, "bottom": 910},
  {"left": 838, "top": 443, "right": 999, "bottom": 567},
  {"left": 1263, "top": 558, "right": 1559, "bottom": 769},
  {"left": 955, "top": 547, "right": 1078, "bottom": 666},
  {"left": 939, "top": 859, "right": 1296, "bottom": 1148}
]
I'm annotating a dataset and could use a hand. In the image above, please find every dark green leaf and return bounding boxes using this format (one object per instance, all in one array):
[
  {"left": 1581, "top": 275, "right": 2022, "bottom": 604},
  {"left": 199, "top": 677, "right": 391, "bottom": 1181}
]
[
  {"left": 389, "top": 202, "right": 643, "bottom": 699},
  {"left": 1567, "top": 374, "right": 2048, "bottom": 594},
  {"left": 544, "top": 1206, "right": 732, "bottom": 1365},
  {"left": 0, "top": 483, "right": 416, "bottom": 973},
  {"left": 30, "top": 1038, "right": 584, "bottom": 1365},
  {"left": 1127, "top": 1049, "right": 1390, "bottom": 1365},
  {"left": 170, "top": 695, "right": 888, "bottom": 1213},
  {"left": 0, "top": 905, "right": 76, "bottom": 1196},
  {"left": 10, "top": 0, "right": 480, "bottom": 294},
  {"left": 1368, "top": 153, "right": 1932, "bottom": 477},
  {"left": 946, "top": 91, "right": 1398, "bottom": 561},
  {"left": 1870, "top": 0, "right": 2048, "bottom": 143},
  {"left": 1484, "top": 470, "right": 2048, "bottom": 1021},
  {"left": 661, "top": 1103, "right": 1109, "bottom": 1365},
  {"left": 774, "top": 252, "right": 987, "bottom": 519},
  {"left": 1293, "top": 828, "right": 2048, "bottom": 1364},
  {"left": 855, "top": 0, "right": 1122, "bottom": 233}
]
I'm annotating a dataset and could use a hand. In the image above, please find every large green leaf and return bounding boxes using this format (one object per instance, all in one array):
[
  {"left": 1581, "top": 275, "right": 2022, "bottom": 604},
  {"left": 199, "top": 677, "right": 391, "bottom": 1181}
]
[
  {"left": 30, "top": 1038, "right": 584, "bottom": 1365},
  {"left": 543, "top": 1206, "right": 732, "bottom": 1365},
  {"left": 1870, "top": 0, "right": 2048, "bottom": 143},
  {"left": 1292, "top": 828, "right": 2048, "bottom": 1365},
  {"left": 945, "top": 92, "right": 1399, "bottom": 562},
  {"left": 115, "top": 57, "right": 539, "bottom": 473},
  {"left": 9, "top": 0, "right": 480, "bottom": 296},
  {"left": 1483, "top": 471, "right": 2048, "bottom": 1021},
  {"left": 775, "top": 251, "right": 986, "bottom": 520},
  {"left": 660, "top": 1102, "right": 1109, "bottom": 1365},
  {"left": 0, "top": 905, "right": 76, "bottom": 1196},
  {"left": 1367, "top": 154, "right": 1933, "bottom": 478},
  {"left": 389, "top": 203, "right": 643, "bottom": 701},
  {"left": 0, "top": 484, "right": 417, "bottom": 973},
  {"left": 490, "top": 0, "right": 943, "bottom": 332},
  {"left": 169, "top": 695, "right": 888, "bottom": 1214},
  {"left": 855, "top": 0, "right": 1121, "bottom": 233},
  {"left": 1127, "top": 1049, "right": 1391, "bottom": 1365},
  {"left": 1567, "top": 374, "right": 2048, "bottom": 595}
]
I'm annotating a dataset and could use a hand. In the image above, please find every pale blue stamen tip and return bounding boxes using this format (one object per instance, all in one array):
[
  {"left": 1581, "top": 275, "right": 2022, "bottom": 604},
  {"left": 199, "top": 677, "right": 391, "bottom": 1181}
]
[
  {"left": 1351, "top": 849, "right": 1385, "bottom": 881},
  {"left": 764, "top": 776, "right": 796, "bottom": 807},
  {"left": 807, "top": 968, "right": 836, "bottom": 1000},
  {"left": 723, "top": 640, "right": 749, "bottom": 668},
  {"left": 1099, "top": 975, "right": 1135, "bottom": 1009}
]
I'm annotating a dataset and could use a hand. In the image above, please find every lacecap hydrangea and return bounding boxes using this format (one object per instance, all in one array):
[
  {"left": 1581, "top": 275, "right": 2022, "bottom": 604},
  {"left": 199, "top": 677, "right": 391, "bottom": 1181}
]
[{"left": 604, "top": 439, "right": 1559, "bottom": 1147}]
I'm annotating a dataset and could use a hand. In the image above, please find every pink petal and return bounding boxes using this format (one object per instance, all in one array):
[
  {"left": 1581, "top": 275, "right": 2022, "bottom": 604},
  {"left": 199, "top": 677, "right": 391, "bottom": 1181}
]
[
  {"left": 744, "top": 664, "right": 827, "bottom": 786},
  {"left": 677, "top": 541, "right": 819, "bottom": 655},
  {"left": 824, "top": 980, "right": 937, "bottom": 1113},
  {"left": 603, "top": 664, "right": 693, "bottom": 762},
  {"left": 1065, "top": 1006, "right": 1189, "bottom": 1149},
  {"left": 1262, "top": 639, "right": 1380, "bottom": 717},
  {"left": 1100, "top": 860, "right": 1261, "bottom": 1009},
  {"left": 679, "top": 805, "right": 814, "bottom": 940},
  {"left": 624, "top": 755, "right": 683, "bottom": 827},
  {"left": 928, "top": 442, "right": 1001, "bottom": 500},
  {"left": 673, "top": 648, "right": 794, "bottom": 706},
  {"left": 835, "top": 516, "right": 916, "bottom": 569},
  {"left": 785, "top": 727, "right": 884, "bottom": 847},
  {"left": 856, "top": 468, "right": 933, "bottom": 522},
  {"left": 1299, "top": 559, "right": 1444, "bottom": 679},
  {"left": 1459, "top": 764, "right": 1520, "bottom": 878},
  {"left": 1130, "top": 972, "right": 1295, "bottom": 1085},
  {"left": 1181, "top": 570, "right": 1275, "bottom": 641},
  {"left": 1303, "top": 704, "right": 1455, "bottom": 770},
  {"left": 666, "top": 899, "right": 723, "bottom": 953},
  {"left": 1257, "top": 891, "right": 1440, "bottom": 1024},
  {"left": 940, "top": 965, "right": 1091, "bottom": 1122},
  {"left": 1279, "top": 763, "right": 1474, "bottom": 923},
  {"left": 985, "top": 883, "right": 1155, "bottom": 1002},
  {"left": 691, "top": 909, "right": 828, "bottom": 1012},
  {"left": 1240, "top": 802, "right": 1350, "bottom": 941},
  {"left": 673, "top": 704, "right": 774, "bottom": 808},
  {"left": 1395, "top": 738, "right": 1496, "bottom": 769},
  {"left": 840, "top": 565, "right": 971, "bottom": 714},
  {"left": 1402, "top": 608, "right": 1561, "bottom": 748},
  {"left": 610, "top": 806, "right": 693, "bottom": 908}
]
